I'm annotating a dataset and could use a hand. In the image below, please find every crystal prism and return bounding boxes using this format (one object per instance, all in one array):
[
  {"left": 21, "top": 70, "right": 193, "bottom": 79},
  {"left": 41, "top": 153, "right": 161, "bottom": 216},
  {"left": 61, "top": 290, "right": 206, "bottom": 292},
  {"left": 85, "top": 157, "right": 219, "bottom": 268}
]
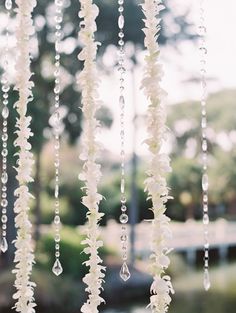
[
  {"left": 203, "top": 269, "right": 211, "bottom": 291},
  {"left": 52, "top": 259, "right": 63, "bottom": 276},
  {"left": 0, "top": 237, "right": 8, "bottom": 253},
  {"left": 120, "top": 262, "right": 131, "bottom": 281}
]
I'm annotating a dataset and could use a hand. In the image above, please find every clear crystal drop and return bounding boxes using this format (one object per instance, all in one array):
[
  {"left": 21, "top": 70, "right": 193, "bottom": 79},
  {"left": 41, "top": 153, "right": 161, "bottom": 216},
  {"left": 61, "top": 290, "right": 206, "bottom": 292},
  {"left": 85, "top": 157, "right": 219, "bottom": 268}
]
[
  {"left": 0, "top": 237, "right": 8, "bottom": 253},
  {"left": 118, "top": 15, "right": 124, "bottom": 29},
  {"left": 2, "top": 107, "right": 9, "bottom": 119},
  {"left": 202, "top": 174, "right": 208, "bottom": 191},
  {"left": 203, "top": 213, "right": 209, "bottom": 225},
  {"left": 1, "top": 172, "right": 8, "bottom": 184},
  {"left": 203, "top": 269, "right": 211, "bottom": 291},
  {"left": 52, "top": 259, "right": 63, "bottom": 276},
  {"left": 120, "top": 262, "right": 131, "bottom": 281},
  {"left": 5, "top": 0, "right": 12, "bottom": 10}
]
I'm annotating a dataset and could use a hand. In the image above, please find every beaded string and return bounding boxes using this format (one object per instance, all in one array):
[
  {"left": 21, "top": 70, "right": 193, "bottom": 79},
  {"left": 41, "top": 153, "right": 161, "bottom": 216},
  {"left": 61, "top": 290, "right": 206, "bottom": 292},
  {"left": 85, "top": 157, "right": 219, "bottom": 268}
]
[
  {"left": 117, "top": 0, "right": 131, "bottom": 282},
  {"left": 52, "top": 0, "right": 64, "bottom": 276},
  {"left": 199, "top": 0, "right": 210, "bottom": 291},
  {"left": 0, "top": 0, "right": 12, "bottom": 254}
]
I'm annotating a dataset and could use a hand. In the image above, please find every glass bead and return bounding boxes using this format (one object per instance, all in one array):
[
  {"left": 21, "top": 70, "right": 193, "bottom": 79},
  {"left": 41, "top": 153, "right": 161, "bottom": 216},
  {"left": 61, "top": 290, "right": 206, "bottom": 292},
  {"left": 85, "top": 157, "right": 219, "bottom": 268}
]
[
  {"left": 118, "top": 15, "right": 124, "bottom": 29},
  {"left": 120, "top": 178, "right": 125, "bottom": 193},
  {"left": 55, "top": 234, "right": 60, "bottom": 242},
  {"left": 2, "top": 85, "right": 10, "bottom": 93},
  {"left": 202, "top": 139, "right": 207, "bottom": 151},
  {"left": 1, "top": 215, "right": 8, "bottom": 223},
  {"left": 1, "top": 199, "right": 8, "bottom": 208},
  {"left": 203, "top": 213, "right": 209, "bottom": 225},
  {"left": 203, "top": 269, "right": 210, "bottom": 291},
  {"left": 121, "top": 234, "right": 127, "bottom": 242},
  {"left": 1, "top": 172, "right": 8, "bottom": 184},
  {"left": 121, "top": 205, "right": 127, "bottom": 212},
  {"left": 55, "top": 251, "right": 60, "bottom": 258},
  {"left": 2, "top": 133, "right": 8, "bottom": 142},
  {"left": 2, "top": 149, "right": 8, "bottom": 157},
  {"left": 5, "top": 0, "right": 12, "bottom": 10},
  {"left": 54, "top": 215, "right": 60, "bottom": 224},
  {"left": 120, "top": 213, "right": 128, "bottom": 224},
  {"left": 202, "top": 174, "right": 208, "bottom": 191},
  {"left": 2, "top": 107, "right": 9, "bottom": 118}
]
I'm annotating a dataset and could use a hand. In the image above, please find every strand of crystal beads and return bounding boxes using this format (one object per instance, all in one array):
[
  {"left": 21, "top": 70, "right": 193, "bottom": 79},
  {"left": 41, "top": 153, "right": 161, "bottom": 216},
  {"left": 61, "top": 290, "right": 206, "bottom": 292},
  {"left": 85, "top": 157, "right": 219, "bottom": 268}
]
[
  {"left": 0, "top": 0, "right": 12, "bottom": 254},
  {"left": 52, "top": 0, "right": 63, "bottom": 277},
  {"left": 117, "top": 0, "right": 130, "bottom": 282},
  {"left": 199, "top": 0, "right": 210, "bottom": 291}
]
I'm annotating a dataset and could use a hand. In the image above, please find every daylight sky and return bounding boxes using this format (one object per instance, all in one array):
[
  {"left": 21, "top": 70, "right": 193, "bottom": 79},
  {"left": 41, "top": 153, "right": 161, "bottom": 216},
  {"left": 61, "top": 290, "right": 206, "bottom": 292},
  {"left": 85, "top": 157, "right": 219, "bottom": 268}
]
[{"left": 99, "top": 0, "right": 236, "bottom": 156}]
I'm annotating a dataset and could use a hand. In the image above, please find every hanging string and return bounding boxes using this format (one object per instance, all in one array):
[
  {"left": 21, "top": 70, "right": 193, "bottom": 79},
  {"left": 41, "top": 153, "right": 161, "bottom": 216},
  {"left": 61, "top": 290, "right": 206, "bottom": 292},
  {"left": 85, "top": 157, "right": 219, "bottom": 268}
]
[
  {"left": 199, "top": 0, "right": 210, "bottom": 291},
  {"left": 141, "top": 0, "right": 174, "bottom": 312},
  {"left": 12, "top": 0, "right": 37, "bottom": 312},
  {"left": 77, "top": 1, "right": 106, "bottom": 311},
  {"left": 117, "top": 0, "right": 131, "bottom": 282},
  {"left": 0, "top": 0, "right": 12, "bottom": 254},
  {"left": 51, "top": 0, "right": 64, "bottom": 277}
]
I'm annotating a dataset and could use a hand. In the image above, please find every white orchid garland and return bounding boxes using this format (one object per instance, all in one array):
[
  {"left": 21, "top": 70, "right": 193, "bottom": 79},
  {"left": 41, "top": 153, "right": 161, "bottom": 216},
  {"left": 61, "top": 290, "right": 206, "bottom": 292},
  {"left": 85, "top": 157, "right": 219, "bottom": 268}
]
[
  {"left": 141, "top": 1, "right": 174, "bottom": 312},
  {"left": 77, "top": 1, "right": 105, "bottom": 312},
  {"left": 12, "top": 0, "right": 37, "bottom": 312}
]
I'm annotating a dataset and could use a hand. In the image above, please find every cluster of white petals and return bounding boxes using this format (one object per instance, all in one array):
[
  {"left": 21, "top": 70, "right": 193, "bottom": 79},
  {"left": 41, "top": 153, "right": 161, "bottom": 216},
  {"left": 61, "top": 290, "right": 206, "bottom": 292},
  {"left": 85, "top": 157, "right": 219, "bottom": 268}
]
[
  {"left": 77, "top": 1, "right": 105, "bottom": 312},
  {"left": 141, "top": 1, "right": 174, "bottom": 312},
  {"left": 12, "top": 1, "right": 37, "bottom": 312}
]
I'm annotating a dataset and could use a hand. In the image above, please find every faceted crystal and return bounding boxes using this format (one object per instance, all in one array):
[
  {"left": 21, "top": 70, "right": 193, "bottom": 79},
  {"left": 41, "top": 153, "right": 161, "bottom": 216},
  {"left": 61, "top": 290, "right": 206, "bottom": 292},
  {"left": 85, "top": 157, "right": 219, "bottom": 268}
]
[
  {"left": 52, "top": 259, "right": 63, "bottom": 276},
  {"left": 202, "top": 174, "right": 208, "bottom": 191},
  {"left": 203, "top": 269, "right": 211, "bottom": 291},
  {"left": 120, "top": 262, "right": 131, "bottom": 281},
  {"left": 0, "top": 237, "right": 8, "bottom": 253},
  {"left": 118, "top": 15, "right": 124, "bottom": 29}
]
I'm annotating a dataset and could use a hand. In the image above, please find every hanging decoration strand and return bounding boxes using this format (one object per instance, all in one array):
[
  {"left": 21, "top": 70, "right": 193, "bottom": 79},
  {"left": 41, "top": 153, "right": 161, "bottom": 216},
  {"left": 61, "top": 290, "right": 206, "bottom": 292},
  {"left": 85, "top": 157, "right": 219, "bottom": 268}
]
[
  {"left": 51, "top": 0, "right": 64, "bottom": 277},
  {"left": 12, "top": 0, "right": 37, "bottom": 312},
  {"left": 199, "top": 0, "right": 210, "bottom": 291},
  {"left": 141, "top": 1, "right": 174, "bottom": 312},
  {"left": 0, "top": 0, "right": 12, "bottom": 254},
  {"left": 77, "top": 1, "right": 106, "bottom": 312},
  {"left": 117, "top": 0, "right": 131, "bottom": 282}
]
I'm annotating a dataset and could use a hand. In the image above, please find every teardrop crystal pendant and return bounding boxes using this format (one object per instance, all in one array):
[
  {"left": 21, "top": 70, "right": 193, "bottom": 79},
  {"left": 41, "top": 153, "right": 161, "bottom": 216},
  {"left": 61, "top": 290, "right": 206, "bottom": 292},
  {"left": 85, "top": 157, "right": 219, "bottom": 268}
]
[
  {"left": 203, "top": 268, "right": 211, "bottom": 291},
  {"left": 120, "top": 262, "right": 131, "bottom": 281},
  {"left": 0, "top": 237, "right": 8, "bottom": 253},
  {"left": 52, "top": 259, "right": 63, "bottom": 276}
]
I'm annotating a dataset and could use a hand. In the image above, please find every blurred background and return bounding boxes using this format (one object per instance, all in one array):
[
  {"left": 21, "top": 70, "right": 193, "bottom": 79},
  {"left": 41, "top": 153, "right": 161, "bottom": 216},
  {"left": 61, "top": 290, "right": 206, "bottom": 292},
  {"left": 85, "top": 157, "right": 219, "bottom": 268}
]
[{"left": 0, "top": 0, "right": 236, "bottom": 312}]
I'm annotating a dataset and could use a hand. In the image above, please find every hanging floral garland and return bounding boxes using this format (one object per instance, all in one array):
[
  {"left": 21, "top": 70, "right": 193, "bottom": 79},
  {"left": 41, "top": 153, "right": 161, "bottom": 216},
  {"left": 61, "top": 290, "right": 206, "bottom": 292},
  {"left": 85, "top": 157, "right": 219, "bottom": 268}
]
[
  {"left": 141, "top": 0, "right": 174, "bottom": 312},
  {"left": 77, "top": 1, "right": 105, "bottom": 312},
  {"left": 12, "top": 0, "right": 37, "bottom": 312}
]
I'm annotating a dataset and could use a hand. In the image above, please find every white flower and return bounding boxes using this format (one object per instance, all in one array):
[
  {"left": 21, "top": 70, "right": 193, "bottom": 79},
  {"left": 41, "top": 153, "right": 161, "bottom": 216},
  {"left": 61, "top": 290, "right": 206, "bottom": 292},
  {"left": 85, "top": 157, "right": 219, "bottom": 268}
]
[
  {"left": 12, "top": 1, "right": 36, "bottom": 312},
  {"left": 78, "top": 1, "right": 105, "bottom": 312},
  {"left": 141, "top": 1, "right": 174, "bottom": 312}
]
